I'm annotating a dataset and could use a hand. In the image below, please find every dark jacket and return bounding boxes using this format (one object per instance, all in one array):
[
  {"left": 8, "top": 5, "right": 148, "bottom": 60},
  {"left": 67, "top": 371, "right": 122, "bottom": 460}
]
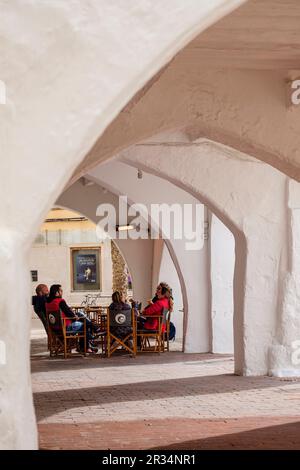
[
  {"left": 32, "top": 295, "right": 46, "bottom": 315},
  {"left": 32, "top": 295, "right": 48, "bottom": 330},
  {"left": 109, "top": 301, "right": 131, "bottom": 312},
  {"left": 109, "top": 301, "right": 132, "bottom": 337}
]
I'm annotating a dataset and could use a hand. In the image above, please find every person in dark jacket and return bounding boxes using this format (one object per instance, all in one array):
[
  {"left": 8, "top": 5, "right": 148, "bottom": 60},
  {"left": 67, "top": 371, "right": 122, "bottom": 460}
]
[
  {"left": 109, "top": 291, "right": 133, "bottom": 348},
  {"left": 32, "top": 284, "right": 49, "bottom": 332}
]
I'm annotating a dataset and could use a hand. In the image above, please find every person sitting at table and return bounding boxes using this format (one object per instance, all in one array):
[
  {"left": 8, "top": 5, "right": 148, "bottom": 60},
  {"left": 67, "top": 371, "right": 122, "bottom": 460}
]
[
  {"left": 148, "top": 282, "right": 174, "bottom": 313},
  {"left": 32, "top": 283, "right": 49, "bottom": 332},
  {"left": 129, "top": 298, "right": 142, "bottom": 312},
  {"left": 109, "top": 291, "right": 134, "bottom": 349},
  {"left": 45, "top": 284, "right": 98, "bottom": 353},
  {"left": 140, "top": 284, "right": 171, "bottom": 332}
]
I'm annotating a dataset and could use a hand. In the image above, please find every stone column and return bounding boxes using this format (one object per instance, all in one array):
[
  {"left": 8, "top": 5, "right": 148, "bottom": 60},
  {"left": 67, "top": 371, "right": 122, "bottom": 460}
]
[
  {"left": 210, "top": 214, "right": 234, "bottom": 354},
  {"left": 240, "top": 214, "right": 286, "bottom": 376},
  {"left": 0, "top": 234, "right": 37, "bottom": 449},
  {"left": 269, "top": 180, "right": 300, "bottom": 376},
  {"left": 111, "top": 241, "right": 128, "bottom": 295}
]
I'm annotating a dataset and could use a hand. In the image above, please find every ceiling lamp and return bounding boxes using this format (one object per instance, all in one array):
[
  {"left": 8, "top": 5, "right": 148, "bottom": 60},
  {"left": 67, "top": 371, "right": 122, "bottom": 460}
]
[{"left": 116, "top": 224, "right": 135, "bottom": 231}]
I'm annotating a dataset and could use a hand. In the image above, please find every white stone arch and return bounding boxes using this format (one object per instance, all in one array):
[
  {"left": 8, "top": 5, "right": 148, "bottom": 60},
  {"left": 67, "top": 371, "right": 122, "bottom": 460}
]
[
  {"left": 0, "top": 0, "right": 246, "bottom": 245},
  {"left": 0, "top": 0, "right": 261, "bottom": 449}
]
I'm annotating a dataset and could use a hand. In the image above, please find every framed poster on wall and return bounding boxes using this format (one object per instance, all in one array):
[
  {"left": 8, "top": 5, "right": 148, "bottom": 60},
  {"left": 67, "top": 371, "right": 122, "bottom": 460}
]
[{"left": 71, "top": 247, "right": 101, "bottom": 291}]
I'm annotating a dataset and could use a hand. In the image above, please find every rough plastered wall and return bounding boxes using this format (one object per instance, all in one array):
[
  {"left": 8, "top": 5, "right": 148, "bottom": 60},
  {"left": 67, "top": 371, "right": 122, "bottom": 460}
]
[
  {"left": 269, "top": 179, "right": 300, "bottom": 376},
  {"left": 151, "top": 239, "right": 164, "bottom": 293},
  {"left": 155, "top": 211, "right": 234, "bottom": 350},
  {"left": 117, "top": 134, "right": 290, "bottom": 376},
  {"left": 77, "top": 67, "right": 300, "bottom": 184},
  {"left": 88, "top": 160, "right": 210, "bottom": 353},
  {"left": 158, "top": 243, "right": 184, "bottom": 341},
  {"left": 210, "top": 213, "right": 234, "bottom": 354}
]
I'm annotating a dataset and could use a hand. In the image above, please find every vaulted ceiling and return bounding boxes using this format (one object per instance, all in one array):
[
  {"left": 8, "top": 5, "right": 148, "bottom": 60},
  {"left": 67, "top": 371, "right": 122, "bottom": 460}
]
[{"left": 71, "top": 0, "right": 300, "bottom": 183}]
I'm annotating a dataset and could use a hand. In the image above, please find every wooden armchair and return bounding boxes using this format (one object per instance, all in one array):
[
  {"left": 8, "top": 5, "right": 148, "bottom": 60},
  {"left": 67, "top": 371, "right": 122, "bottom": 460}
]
[
  {"left": 163, "top": 309, "right": 172, "bottom": 352},
  {"left": 46, "top": 310, "right": 87, "bottom": 358},
  {"left": 85, "top": 306, "right": 102, "bottom": 321},
  {"left": 137, "top": 308, "right": 170, "bottom": 353},
  {"left": 107, "top": 307, "right": 136, "bottom": 357}
]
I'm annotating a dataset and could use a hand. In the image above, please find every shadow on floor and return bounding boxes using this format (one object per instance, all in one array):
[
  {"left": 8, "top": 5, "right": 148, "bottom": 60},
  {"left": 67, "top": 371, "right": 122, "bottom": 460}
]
[
  {"left": 38, "top": 418, "right": 300, "bottom": 450},
  {"left": 151, "top": 420, "right": 300, "bottom": 450},
  {"left": 33, "top": 371, "right": 297, "bottom": 421}
]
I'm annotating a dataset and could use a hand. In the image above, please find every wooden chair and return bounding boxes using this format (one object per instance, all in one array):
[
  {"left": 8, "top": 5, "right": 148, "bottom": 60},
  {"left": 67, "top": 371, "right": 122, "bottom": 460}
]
[
  {"left": 137, "top": 308, "right": 170, "bottom": 353},
  {"left": 106, "top": 307, "right": 136, "bottom": 357},
  {"left": 36, "top": 312, "right": 51, "bottom": 351},
  {"left": 46, "top": 310, "right": 87, "bottom": 358},
  {"left": 32, "top": 297, "right": 50, "bottom": 348},
  {"left": 162, "top": 309, "right": 172, "bottom": 352},
  {"left": 85, "top": 306, "right": 107, "bottom": 355},
  {"left": 85, "top": 306, "right": 102, "bottom": 321},
  {"left": 72, "top": 306, "right": 82, "bottom": 313}
]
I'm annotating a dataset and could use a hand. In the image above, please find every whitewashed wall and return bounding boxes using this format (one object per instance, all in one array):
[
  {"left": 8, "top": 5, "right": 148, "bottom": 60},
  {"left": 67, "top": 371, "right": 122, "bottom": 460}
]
[
  {"left": 0, "top": 0, "right": 248, "bottom": 449},
  {"left": 210, "top": 213, "right": 234, "bottom": 353}
]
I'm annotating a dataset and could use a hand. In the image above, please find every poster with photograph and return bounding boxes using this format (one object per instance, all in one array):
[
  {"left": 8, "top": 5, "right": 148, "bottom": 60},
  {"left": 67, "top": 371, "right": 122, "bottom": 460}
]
[
  {"left": 76, "top": 254, "right": 97, "bottom": 284},
  {"left": 71, "top": 248, "right": 101, "bottom": 291}
]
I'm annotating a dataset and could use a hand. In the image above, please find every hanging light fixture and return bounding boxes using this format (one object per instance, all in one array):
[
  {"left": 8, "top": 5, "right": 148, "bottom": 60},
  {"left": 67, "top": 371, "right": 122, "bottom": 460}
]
[{"left": 116, "top": 224, "right": 135, "bottom": 232}]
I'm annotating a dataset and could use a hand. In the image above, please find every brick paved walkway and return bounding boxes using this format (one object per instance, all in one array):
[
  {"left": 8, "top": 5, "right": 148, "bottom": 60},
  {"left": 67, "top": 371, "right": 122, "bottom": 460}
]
[{"left": 31, "top": 334, "right": 300, "bottom": 450}]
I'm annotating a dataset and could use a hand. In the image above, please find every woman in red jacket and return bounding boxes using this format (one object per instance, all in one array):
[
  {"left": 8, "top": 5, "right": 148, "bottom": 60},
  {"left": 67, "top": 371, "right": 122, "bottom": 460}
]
[{"left": 142, "top": 285, "right": 171, "bottom": 332}]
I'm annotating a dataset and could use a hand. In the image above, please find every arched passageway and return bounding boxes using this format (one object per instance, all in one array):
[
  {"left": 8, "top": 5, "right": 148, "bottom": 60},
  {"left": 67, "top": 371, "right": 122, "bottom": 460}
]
[
  {"left": 58, "top": 164, "right": 237, "bottom": 355},
  {"left": 88, "top": 132, "right": 291, "bottom": 377},
  {"left": 57, "top": 180, "right": 188, "bottom": 350},
  {"left": 81, "top": 159, "right": 233, "bottom": 355},
  {"left": 2, "top": 0, "right": 300, "bottom": 450},
  {"left": 56, "top": 181, "right": 186, "bottom": 327}
]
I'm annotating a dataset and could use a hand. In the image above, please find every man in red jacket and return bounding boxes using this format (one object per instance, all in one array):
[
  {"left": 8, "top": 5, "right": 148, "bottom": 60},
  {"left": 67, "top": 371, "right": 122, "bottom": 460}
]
[{"left": 46, "top": 284, "right": 98, "bottom": 353}]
